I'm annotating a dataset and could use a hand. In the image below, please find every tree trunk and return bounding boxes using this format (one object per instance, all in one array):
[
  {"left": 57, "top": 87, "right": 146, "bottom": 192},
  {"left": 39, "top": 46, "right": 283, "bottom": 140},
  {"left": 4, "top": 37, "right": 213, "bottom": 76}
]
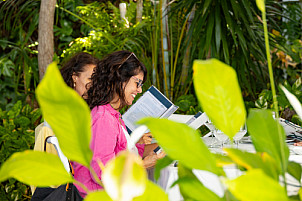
[
  {"left": 160, "top": 0, "right": 170, "bottom": 98},
  {"left": 136, "top": 0, "right": 143, "bottom": 23},
  {"left": 38, "top": 0, "right": 56, "bottom": 80}
]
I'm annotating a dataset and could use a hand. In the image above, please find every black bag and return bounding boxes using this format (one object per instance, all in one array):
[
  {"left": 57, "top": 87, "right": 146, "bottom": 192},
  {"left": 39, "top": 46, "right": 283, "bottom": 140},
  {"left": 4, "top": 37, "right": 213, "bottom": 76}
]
[{"left": 31, "top": 183, "right": 83, "bottom": 201}]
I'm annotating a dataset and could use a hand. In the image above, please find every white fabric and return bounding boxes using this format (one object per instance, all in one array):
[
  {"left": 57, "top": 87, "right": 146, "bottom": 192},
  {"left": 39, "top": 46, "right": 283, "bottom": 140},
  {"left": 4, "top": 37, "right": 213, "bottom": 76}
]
[{"left": 122, "top": 126, "right": 139, "bottom": 155}]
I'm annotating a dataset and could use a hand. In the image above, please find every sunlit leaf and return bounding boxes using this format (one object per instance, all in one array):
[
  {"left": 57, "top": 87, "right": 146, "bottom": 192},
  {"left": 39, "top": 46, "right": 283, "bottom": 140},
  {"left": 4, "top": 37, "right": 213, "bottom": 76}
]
[
  {"left": 193, "top": 59, "right": 246, "bottom": 139},
  {"left": 0, "top": 151, "right": 73, "bottom": 186},
  {"left": 280, "top": 85, "right": 302, "bottom": 120},
  {"left": 36, "top": 62, "right": 92, "bottom": 167},
  {"left": 224, "top": 148, "right": 279, "bottom": 180},
  {"left": 102, "top": 151, "right": 147, "bottom": 201},
  {"left": 133, "top": 181, "right": 169, "bottom": 201},
  {"left": 287, "top": 161, "right": 302, "bottom": 183},
  {"left": 247, "top": 109, "right": 289, "bottom": 174},
  {"left": 177, "top": 163, "right": 223, "bottom": 201},
  {"left": 84, "top": 191, "right": 112, "bottom": 201},
  {"left": 138, "top": 118, "right": 222, "bottom": 175},
  {"left": 225, "top": 169, "right": 287, "bottom": 201}
]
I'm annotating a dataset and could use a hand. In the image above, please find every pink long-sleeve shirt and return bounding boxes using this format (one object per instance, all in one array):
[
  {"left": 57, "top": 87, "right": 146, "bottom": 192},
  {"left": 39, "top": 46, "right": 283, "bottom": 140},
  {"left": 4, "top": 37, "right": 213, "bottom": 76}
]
[{"left": 72, "top": 104, "right": 144, "bottom": 197}]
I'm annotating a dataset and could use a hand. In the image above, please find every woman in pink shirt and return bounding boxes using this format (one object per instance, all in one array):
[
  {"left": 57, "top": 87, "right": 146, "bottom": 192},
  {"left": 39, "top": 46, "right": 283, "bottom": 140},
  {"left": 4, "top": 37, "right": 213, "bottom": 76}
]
[{"left": 72, "top": 50, "right": 163, "bottom": 197}]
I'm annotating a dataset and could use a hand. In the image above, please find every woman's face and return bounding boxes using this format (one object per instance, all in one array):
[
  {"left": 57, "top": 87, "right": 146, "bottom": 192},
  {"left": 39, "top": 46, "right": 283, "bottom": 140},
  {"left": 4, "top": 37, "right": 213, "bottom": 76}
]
[
  {"left": 124, "top": 71, "right": 144, "bottom": 105},
  {"left": 72, "top": 64, "right": 96, "bottom": 96}
]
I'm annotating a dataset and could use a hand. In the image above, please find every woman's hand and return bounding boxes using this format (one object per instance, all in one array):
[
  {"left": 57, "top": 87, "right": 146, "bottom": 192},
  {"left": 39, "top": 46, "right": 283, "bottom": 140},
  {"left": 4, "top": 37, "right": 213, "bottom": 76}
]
[
  {"left": 143, "top": 151, "right": 166, "bottom": 169},
  {"left": 294, "top": 141, "right": 302, "bottom": 146},
  {"left": 137, "top": 132, "right": 153, "bottom": 145}
]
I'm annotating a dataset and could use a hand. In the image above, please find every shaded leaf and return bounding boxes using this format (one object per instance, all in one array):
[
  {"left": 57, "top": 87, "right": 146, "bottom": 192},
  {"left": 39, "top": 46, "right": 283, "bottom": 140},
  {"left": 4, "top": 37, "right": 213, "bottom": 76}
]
[
  {"left": 247, "top": 109, "right": 289, "bottom": 174},
  {"left": 154, "top": 156, "right": 174, "bottom": 181},
  {"left": 36, "top": 62, "right": 92, "bottom": 167},
  {"left": 0, "top": 151, "right": 73, "bottom": 186},
  {"left": 287, "top": 161, "right": 302, "bottom": 183}
]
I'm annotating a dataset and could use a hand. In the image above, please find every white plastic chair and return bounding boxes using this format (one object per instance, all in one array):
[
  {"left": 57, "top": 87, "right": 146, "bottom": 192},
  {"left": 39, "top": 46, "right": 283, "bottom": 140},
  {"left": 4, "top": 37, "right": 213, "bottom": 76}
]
[{"left": 46, "top": 136, "right": 70, "bottom": 173}]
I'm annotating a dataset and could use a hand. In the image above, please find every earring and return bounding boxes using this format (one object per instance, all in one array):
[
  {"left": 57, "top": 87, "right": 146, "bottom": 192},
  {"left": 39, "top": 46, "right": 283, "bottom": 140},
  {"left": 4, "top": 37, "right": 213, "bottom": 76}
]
[{"left": 73, "top": 82, "right": 76, "bottom": 89}]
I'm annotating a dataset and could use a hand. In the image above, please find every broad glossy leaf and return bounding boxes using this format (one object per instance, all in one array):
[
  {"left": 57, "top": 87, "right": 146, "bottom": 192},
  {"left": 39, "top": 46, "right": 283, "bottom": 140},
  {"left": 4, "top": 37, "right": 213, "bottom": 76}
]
[
  {"left": 36, "top": 62, "right": 92, "bottom": 167},
  {"left": 225, "top": 169, "right": 288, "bottom": 201},
  {"left": 280, "top": 85, "right": 302, "bottom": 120},
  {"left": 287, "top": 161, "right": 302, "bottom": 183},
  {"left": 0, "top": 151, "right": 73, "bottom": 186},
  {"left": 193, "top": 59, "right": 246, "bottom": 139},
  {"left": 139, "top": 118, "right": 222, "bottom": 175},
  {"left": 133, "top": 181, "right": 169, "bottom": 201},
  {"left": 247, "top": 109, "right": 289, "bottom": 174},
  {"left": 84, "top": 191, "right": 112, "bottom": 201},
  {"left": 102, "top": 151, "right": 147, "bottom": 201},
  {"left": 177, "top": 163, "right": 222, "bottom": 201},
  {"left": 224, "top": 148, "right": 279, "bottom": 180}
]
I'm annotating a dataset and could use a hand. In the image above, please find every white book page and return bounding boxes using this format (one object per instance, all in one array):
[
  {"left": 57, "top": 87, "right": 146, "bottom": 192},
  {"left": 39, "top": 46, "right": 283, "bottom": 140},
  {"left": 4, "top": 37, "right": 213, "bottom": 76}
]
[{"left": 123, "top": 91, "right": 167, "bottom": 131}]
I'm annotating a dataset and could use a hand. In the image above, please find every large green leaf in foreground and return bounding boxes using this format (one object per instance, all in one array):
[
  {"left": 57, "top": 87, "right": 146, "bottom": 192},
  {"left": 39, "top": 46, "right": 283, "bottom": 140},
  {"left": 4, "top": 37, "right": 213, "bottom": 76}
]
[
  {"left": 139, "top": 118, "right": 222, "bottom": 175},
  {"left": 36, "top": 62, "right": 92, "bottom": 167},
  {"left": 193, "top": 59, "right": 246, "bottom": 139},
  {"left": 247, "top": 109, "right": 289, "bottom": 174},
  {"left": 0, "top": 151, "right": 73, "bottom": 186}
]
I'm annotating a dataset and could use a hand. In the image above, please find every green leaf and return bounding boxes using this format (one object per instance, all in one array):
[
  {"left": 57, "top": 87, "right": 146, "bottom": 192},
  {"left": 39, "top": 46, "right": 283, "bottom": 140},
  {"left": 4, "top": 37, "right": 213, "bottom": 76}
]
[
  {"left": 154, "top": 156, "right": 174, "bottom": 181},
  {"left": 193, "top": 59, "right": 246, "bottom": 139},
  {"left": 133, "top": 180, "right": 169, "bottom": 201},
  {"left": 177, "top": 163, "right": 223, "bottom": 201},
  {"left": 225, "top": 169, "right": 288, "bottom": 201},
  {"left": 287, "top": 161, "right": 302, "bottom": 183},
  {"left": 247, "top": 109, "right": 289, "bottom": 174},
  {"left": 224, "top": 148, "right": 279, "bottom": 180},
  {"left": 138, "top": 118, "right": 222, "bottom": 175},
  {"left": 36, "top": 62, "right": 92, "bottom": 167},
  {"left": 84, "top": 191, "right": 112, "bottom": 201},
  {"left": 0, "top": 151, "right": 73, "bottom": 186}
]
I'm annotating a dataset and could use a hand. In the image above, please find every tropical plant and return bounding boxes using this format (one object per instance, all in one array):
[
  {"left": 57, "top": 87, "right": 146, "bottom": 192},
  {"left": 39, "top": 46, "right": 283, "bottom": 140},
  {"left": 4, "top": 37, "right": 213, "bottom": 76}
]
[
  {"left": 169, "top": 0, "right": 301, "bottom": 100},
  {"left": 0, "top": 101, "right": 41, "bottom": 200}
]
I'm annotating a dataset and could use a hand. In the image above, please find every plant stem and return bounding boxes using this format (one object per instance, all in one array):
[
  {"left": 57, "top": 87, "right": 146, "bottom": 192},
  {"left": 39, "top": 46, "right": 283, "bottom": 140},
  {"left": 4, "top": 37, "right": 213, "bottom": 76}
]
[{"left": 262, "top": 8, "right": 287, "bottom": 192}]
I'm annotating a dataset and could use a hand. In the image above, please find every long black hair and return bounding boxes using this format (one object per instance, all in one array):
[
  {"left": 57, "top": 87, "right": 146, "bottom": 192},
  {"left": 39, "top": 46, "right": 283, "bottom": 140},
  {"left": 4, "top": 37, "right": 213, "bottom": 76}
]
[{"left": 86, "top": 50, "right": 147, "bottom": 110}]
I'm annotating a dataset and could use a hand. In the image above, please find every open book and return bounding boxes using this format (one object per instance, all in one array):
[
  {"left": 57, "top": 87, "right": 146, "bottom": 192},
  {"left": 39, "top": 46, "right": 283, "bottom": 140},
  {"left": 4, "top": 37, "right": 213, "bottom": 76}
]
[
  {"left": 123, "top": 85, "right": 207, "bottom": 134},
  {"left": 123, "top": 86, "right": 179, "bottom": 133}
]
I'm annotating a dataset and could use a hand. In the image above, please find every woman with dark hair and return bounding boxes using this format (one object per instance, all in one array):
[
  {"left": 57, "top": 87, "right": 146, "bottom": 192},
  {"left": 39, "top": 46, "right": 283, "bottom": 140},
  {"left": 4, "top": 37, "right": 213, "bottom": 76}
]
[
  {"left": 60, "top": 52, "right": 98, "bottom": 97},
  {"left": 72, "top": 50, "right": 165, "bottom": 197}
]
